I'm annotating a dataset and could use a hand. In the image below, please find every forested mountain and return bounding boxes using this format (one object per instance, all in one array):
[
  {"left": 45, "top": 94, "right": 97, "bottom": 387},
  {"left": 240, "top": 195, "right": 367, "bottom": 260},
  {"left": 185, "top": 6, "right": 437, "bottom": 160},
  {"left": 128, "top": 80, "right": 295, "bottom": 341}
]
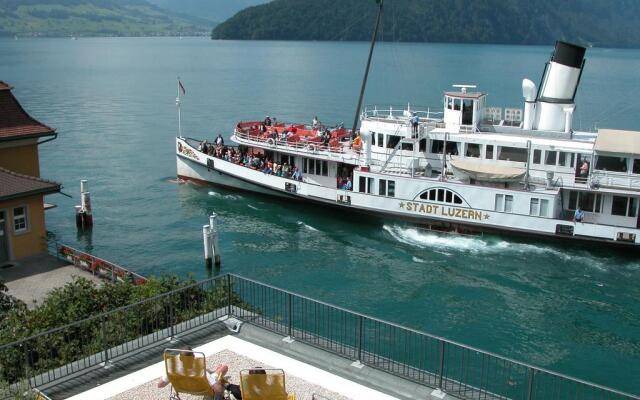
[
  {"left": 211, "top": 0, "right": 640, "bottom": 48},
  {"left": 146, "top": 0, "right": 270, "bottom": 23},
  {"left": 0, "top": 0, "right": 211, "bottom": 37}
]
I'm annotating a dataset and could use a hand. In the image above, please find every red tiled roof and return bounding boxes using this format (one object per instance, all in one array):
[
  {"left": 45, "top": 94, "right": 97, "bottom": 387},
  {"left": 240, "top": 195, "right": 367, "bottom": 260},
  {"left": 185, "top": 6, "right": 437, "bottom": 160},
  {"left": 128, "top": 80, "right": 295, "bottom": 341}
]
[
  {"left": 0, "top": 167, "right": 61, "bottom": 201},
  {"left": 0, "top": 81, "right": 56, "bottom": 141}
]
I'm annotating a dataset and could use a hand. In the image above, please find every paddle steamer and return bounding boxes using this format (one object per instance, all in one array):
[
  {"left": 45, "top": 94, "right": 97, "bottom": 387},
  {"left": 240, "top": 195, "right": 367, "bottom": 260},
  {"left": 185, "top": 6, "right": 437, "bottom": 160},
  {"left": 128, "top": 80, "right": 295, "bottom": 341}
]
[{"left": 176, "top": 40, "right": 640, "bottom": 248}]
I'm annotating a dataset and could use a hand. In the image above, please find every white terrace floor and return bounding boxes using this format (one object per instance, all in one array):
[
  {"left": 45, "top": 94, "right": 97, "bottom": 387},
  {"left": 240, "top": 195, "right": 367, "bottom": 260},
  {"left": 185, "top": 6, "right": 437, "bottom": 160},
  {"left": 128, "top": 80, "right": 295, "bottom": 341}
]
[{"left": 69, "top": 336, "right": 399, "bottom": 400}]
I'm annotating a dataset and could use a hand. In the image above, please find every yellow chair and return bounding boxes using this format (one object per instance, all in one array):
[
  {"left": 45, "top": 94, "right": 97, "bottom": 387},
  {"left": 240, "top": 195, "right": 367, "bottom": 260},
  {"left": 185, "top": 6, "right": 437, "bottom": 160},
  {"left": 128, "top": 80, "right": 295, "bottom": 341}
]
[
  {"left": 239, "top": 368, "right": 296, "bottom": 400},
  {"left": 163, "top": 349, "right": 215, "bottom": 398}
]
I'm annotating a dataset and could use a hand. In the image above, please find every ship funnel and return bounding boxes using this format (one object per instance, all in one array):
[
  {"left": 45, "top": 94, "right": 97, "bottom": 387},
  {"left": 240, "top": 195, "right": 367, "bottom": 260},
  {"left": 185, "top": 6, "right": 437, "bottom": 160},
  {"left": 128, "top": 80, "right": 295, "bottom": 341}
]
[
  {"left": 534, "top": 41, "right": 586, "bottom": 132},
  {"left": 522, "top": 79, "right": 536, "bottom": 130}
]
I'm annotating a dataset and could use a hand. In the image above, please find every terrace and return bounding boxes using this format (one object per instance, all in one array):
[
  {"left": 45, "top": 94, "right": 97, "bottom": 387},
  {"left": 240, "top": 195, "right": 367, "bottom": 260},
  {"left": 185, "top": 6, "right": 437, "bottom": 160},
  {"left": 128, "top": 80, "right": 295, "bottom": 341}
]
[{"left": 1, "top": 274, "right": 638, "bottom": 400}]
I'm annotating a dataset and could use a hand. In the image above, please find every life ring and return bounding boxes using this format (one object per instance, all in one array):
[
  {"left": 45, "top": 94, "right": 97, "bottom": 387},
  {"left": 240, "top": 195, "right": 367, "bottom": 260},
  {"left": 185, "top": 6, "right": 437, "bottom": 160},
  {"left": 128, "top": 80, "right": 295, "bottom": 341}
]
[
  {"left": 266, "top": 138, "right": 275, "bottom": 147},
  {"left": 307, "top": 144, "right": 316, "bottom": 152}
]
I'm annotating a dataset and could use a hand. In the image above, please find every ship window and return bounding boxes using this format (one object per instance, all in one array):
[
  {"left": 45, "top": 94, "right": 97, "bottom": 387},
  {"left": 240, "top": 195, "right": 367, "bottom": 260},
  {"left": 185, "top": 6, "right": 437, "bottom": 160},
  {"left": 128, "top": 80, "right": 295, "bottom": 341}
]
[
  {"left": 429, "top": 189, "right": 436, "bottom": 201},
  {"left": 401, "top": 142, "right": 413, "bottom": 151},
  {"left": 419, "top": 139, "right": 427, "bottom": 152},
  {"left": 322, "top": 160, "right": 328, "bottom": 176},
  {"left": 533, "top": 149, "right": 541, "bottom": 164},
  {"left": 545, "top": 151, "right": 557, "bottom": 166},
  {"left": 437, "top": 189, "right": 445, "bottom": 202},
  {"left": 558, "top": 152, "right": 569, "bottom": 167},
  {"left": 371, "top": 132, "right": 376, "bottom": 146},
  {"left": 454, "top": 99, "right": 461, "bottom": 111},
  {"left": 486, "top": 145, "right": 494, "bottom": 159},
  {"left": 570, "top": 153, "right": 576, "bottom": 168},
  {"left": 540, "top": 199, "right": 549, "bottom": 216},
  {"left": 504, "top": 195, "right": 514, "bottom": 212},
  {"left": 446, "top": 142, "right": 459, "bottom": 155},
  {"left": 387, "top": 135, "right": 401, "bottom": 149},
  {"left": 367, "top": 177, "right": 374, "bottom": 194},
  {"left": 447, "top": 97, "right": 454, "bottom": 110},
  {"left": 454, "top": 194, "right": 463, "bottom": 204},
  {"left": 568, "top": 192, "right": 602, "bottom": 213},
  {"left": 595, "top": 156, "right": 627, "bottom": 172},
  {"left": 612, "top": 196, "right": 637, "bottom": 217},
  {"left": 633, "top": 159, "right": 640, "bottom": 174},
  {"left": 579, "top": 192, "right": 595, "bottom": 212},
  {"left": 379, "top": 179, "right": 387, "bottom": 196},
  {"left": 445, "top": 190, "right": 453, "bottom": 203},
  {"left": 388, "top": 181, "right": 395, "bottom": 197},
  {"left": 378, "top": 133, "right": 384, "bottom": 147},
  {"left": 530, "top": 198, "right": 539, "bottom": 216},
  {"left": 495, "top": 194, "right": 504, "bottom": 211},
  {"left": 359, "top": 176, "right": 366, "bottom": 193},
  {"left": 466, "top": 143, "right": 481, "bottom": 158},
  {"left": 595, "top": 194, "right": 603, "bottom": 213},
  {"left": 498, "top": 146, "right": 527, "bottom": 162},
  {"left": 431, "top": 140, "right": 444, "bottom": 154}
]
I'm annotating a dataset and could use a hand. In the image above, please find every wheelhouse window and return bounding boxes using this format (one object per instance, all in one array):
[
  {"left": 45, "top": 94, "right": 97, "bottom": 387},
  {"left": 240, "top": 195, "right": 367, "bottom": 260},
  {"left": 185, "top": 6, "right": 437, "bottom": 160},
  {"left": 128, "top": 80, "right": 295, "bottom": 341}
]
[
  {"left": 595, "top": 156, "right": 627, "bottom": 172},
  {"left": 13, "top": 206, "right": 28, "bottom": 233},
  {"left": 498, "top": 146, "right": 527, "bottom": 162},
  {"left": 466, "top": 143, "right": 481, "bottom": 158},
  {"left": 612, "top": 196, "right": 638, "bottom": 217},
  {"left": 387, "top": 135, "right": 401, "bottom": 149}
]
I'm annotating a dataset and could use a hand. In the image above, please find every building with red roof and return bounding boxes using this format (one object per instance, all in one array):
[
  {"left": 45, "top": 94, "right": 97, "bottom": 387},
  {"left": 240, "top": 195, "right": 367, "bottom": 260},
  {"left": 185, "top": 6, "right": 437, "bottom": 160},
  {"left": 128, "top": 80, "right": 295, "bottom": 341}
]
[{"left": 0, "top": 81, "right": 60, "bottom": 265}]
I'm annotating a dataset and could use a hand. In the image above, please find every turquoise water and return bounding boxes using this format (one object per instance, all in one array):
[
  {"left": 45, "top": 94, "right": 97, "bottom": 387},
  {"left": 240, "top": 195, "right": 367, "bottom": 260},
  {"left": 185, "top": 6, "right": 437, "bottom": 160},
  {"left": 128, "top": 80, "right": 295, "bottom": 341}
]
[{"left": 1, "top": 38, "right": 639, "bottom": 394}]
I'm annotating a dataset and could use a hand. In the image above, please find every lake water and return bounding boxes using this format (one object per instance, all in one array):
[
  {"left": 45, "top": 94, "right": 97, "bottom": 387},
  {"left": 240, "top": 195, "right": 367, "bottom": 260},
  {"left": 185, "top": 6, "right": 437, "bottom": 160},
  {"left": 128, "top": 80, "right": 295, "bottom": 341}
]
[{"left": 1, "top": 37, "right": 639, "bottom": 394}]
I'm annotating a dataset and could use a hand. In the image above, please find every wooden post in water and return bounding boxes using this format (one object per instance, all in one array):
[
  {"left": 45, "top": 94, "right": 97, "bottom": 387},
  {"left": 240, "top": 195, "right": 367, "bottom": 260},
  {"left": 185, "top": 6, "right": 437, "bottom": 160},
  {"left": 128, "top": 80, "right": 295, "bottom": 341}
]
[
  {"left": 76, "top": 179, "right": 93, "bottom": 230},
  {"left": 209, "top": 213, "right": 221, "bottom": 267}
]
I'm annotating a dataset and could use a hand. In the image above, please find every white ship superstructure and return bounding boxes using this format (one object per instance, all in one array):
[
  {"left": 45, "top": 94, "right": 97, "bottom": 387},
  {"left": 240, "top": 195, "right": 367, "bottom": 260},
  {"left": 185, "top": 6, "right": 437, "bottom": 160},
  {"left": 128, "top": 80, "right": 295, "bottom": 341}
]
[{"left": 176, "top": 41, "right": 640, "bottom": 248}]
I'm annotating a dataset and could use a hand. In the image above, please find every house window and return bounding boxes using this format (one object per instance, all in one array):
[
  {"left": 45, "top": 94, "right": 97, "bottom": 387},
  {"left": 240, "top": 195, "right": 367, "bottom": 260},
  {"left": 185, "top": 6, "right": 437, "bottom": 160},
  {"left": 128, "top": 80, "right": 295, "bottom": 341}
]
[
  {"left": 13, "top": 206, "right": 28, "bottom": 233},
  {"left": 612, "top": 196, "right": 638, "bottom": 217},
  {"left": 379, "top": 179, "right": 387, "bottom": 196}
]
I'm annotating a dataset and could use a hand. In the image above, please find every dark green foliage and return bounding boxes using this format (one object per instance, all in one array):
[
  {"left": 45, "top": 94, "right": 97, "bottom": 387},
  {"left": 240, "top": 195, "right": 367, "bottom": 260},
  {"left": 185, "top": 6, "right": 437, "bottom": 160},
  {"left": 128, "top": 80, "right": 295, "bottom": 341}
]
[
  {"left": 0, "top": 276, "right": 242, "bottom": 384},
  {"left": 211, "top": 0, "right": 640, "bottom": 48}
]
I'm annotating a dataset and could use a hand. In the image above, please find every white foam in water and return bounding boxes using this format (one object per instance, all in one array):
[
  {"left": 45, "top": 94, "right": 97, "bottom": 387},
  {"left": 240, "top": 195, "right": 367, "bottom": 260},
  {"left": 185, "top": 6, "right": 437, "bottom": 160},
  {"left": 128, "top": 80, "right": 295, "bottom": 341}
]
[
  {"left": 412, "top": 256, "right": 426, "bottom": 263},
  {"left": 247, "top": 204, "right": 259, "bottom": 210},
  {"left": 297, "top": 221, "right": 319, "bottom": 232},
  {"left": 208, "top": 191, "right": 221, "bottom": 197}
]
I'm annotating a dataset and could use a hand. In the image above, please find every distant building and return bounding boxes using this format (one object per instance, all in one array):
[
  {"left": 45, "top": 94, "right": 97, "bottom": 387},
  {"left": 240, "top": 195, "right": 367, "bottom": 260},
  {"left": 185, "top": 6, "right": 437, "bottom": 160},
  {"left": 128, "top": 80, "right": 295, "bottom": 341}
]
[{"left": 0, "top": 81, "right": 61, "bottom": 265}]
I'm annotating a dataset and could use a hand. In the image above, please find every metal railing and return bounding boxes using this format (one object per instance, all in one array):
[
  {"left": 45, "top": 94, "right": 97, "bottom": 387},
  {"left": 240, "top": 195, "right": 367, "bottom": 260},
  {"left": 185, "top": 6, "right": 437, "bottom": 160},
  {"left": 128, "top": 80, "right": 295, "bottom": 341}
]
[{"left": 0, "top": 274, "right": 638, "bottom": 400}]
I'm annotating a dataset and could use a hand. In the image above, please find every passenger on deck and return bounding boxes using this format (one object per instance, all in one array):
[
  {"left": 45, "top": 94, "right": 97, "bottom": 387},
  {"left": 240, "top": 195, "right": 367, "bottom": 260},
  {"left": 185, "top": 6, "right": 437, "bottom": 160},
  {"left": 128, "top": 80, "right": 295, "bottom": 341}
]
[
  {"left": 410, "top": 112, "right": 419, "bottom": 136},
  {"left": 574, "top": 207, "right": 585, "bottom": 222},
  {"left": 199, "top": 140, "right": 209, "bottom": 153},
  {"left": 341, "top": 177, "right": 352, "bottom": 190},
  {"left": 580, "top": 159, "right": 589, "bottom": 178},
  {"left": 352, "top": 133, "right": 362, "bottom": 149},
  {"left": 282, "top": 163, "right": 290, "bottom": 177},
  {"left": 292, "top": 167, "right": 302, "bottom": 181},
  {"left": 264, "top": 116, "right": 272, "bottom": 126},
  {"left": 313, "top": 116, "right": 320, "bottom": 129},
  {"left": 215, "top": 134, "right": 224, "bottom": 147}
]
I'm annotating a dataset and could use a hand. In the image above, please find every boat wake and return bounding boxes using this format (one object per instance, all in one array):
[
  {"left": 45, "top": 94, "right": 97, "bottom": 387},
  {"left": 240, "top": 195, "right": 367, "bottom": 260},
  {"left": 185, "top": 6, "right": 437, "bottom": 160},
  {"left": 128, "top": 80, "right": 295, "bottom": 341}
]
[
  {"left": 207, "top": 191, "right": 242, "bottom": 200},
  {"left": 247, "top": 204, "right": 260, "bottom": 211},
  {"left": 167, "top": 177, "right": 187, "bottom": 184},
  {"left": 297, "top": 221, "right": 319, "bottom": 232}
]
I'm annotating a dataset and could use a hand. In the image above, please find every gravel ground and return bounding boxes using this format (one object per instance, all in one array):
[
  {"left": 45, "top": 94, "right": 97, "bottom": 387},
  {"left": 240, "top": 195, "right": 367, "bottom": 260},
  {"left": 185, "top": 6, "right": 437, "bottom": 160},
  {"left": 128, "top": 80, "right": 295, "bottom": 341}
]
[{"left": 109, "top": 349, "right": 349, "bottom": 400}]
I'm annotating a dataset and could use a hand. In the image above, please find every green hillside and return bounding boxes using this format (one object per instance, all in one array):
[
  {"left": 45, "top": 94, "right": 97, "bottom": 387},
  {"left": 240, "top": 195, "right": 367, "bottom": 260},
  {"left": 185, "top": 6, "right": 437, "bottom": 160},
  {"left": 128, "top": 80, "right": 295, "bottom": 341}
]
[
  {"left": 146, "top": 0, "right": 270, "bottom": 23},
  {"left": 211, "top": 0, "right": 640, "bottom": 48},
  {"left": 0, "top": 0, "right": 211, "bottom": 37}
]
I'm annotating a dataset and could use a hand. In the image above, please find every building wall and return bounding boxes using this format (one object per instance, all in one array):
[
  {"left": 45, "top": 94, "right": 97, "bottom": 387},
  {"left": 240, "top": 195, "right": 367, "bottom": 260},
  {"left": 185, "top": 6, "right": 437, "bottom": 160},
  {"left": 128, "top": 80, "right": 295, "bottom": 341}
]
[
  {"left": 0, "top": 140, "right": 40, "bottom": 177},
  {"left": 0, "top": 194, "right": 47, "bottom": 260}
]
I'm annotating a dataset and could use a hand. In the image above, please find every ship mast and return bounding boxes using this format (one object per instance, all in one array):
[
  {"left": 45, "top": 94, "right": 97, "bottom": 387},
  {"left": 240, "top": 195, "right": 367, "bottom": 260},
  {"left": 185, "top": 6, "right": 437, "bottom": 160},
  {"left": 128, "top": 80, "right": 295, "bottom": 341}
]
[{"left": 350, "top": 0, "right": 384, "bottom": 137}]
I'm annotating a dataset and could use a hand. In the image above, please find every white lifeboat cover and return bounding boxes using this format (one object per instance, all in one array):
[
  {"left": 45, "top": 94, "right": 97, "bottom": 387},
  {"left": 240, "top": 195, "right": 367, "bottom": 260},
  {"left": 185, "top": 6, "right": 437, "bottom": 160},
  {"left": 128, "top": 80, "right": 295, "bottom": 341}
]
[{"left": 449, "top": 158, "right": 526, "bottom": 182}]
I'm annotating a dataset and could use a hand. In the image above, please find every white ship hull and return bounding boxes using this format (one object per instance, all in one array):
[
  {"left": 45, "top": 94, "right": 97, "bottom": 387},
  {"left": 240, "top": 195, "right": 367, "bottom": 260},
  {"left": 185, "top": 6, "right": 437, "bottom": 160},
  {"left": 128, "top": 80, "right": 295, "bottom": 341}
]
[{"left": 176, "top": 137, "right": 640, "bottom": 248}]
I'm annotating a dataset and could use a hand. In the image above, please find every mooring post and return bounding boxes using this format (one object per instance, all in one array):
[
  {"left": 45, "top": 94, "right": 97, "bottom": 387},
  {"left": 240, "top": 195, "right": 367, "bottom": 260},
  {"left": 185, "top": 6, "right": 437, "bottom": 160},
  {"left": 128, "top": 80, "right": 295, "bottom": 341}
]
[
  {"left": 203, "top": 225, "right": 212, "bottom": 269},
  {"left": 76, "top": 179, "right": 93, "bottom": 230},
  {"left": 209, "top": 213, "right": 221, "bottom": 266}
]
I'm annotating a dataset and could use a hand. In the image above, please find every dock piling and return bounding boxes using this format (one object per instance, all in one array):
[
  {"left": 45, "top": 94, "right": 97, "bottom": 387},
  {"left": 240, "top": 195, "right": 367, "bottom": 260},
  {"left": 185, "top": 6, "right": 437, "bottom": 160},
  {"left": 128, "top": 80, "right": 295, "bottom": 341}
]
[
  {"left": 203, "top": 225, "right": 212, "bottom": 269},
  {"left": 75, "top": 180, "right": 93, "bottom": 230}
]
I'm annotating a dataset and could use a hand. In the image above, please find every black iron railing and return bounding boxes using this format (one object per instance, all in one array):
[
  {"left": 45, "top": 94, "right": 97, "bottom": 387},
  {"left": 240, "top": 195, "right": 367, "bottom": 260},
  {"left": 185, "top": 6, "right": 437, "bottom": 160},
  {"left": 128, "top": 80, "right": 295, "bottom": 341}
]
[{"left": 0, "top": 274, "right": 638, "bottom": 400}]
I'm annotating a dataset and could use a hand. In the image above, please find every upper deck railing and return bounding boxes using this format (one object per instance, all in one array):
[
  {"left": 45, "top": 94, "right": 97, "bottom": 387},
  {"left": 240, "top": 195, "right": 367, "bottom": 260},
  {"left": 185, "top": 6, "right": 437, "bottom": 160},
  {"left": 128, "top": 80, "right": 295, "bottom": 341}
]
[{"left": 1, "top": 274, "right": 637, "bottom": 400}]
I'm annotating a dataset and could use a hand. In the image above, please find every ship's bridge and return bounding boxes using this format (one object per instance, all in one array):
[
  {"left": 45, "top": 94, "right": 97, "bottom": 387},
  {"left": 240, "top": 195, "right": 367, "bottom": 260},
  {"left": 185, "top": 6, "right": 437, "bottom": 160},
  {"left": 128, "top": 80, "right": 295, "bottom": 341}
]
[{"left": 443, "top": 84, "right": 487, "bottom": 133}]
